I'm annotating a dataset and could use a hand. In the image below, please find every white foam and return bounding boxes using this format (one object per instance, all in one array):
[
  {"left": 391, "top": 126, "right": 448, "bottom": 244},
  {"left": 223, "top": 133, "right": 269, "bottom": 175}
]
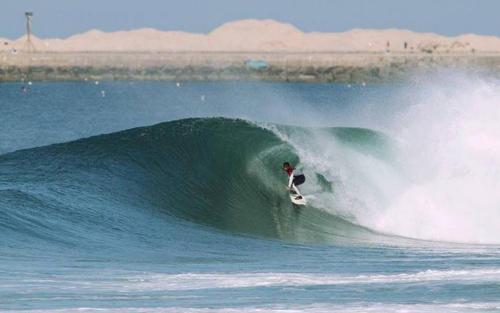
[
  {"left": 374, "top": 75, "right": 500, "bottom": 244},
  {"left": 112, "top": 268, "right": 500, "bottom": 291},
  {"left": 269, "top": 74, "right": 500, "bottom": 244},
  {"left": 11, "top": 268, "right": 500, "bottom": 295},
  {"left": 6, "top": 302, "right": 500, "bottom": 313},
  {"left": 7, "top": 268, "right": 500, "bottom": 312}
]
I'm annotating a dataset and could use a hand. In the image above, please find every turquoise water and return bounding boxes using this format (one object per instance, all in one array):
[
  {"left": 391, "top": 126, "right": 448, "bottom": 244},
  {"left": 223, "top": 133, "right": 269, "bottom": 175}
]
[{"left": 1, "top": 79, "right": 500, "bottom": 312}]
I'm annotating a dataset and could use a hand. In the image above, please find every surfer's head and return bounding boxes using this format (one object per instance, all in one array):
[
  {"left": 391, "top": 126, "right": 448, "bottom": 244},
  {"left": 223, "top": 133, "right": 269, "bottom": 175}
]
[{"left": 282, "top": 162, "right": 291, "bottom": 171}]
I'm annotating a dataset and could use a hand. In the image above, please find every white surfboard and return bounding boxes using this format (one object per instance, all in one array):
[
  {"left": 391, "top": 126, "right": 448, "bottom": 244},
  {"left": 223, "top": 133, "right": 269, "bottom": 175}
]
[{"left": 289, "top": 186, "right": 307, "bottom": 205}]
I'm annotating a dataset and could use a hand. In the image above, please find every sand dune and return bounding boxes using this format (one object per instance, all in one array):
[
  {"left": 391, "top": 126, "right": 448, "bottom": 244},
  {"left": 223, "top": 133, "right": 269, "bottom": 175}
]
[{"left": 1, "top": 19, "right": 500, "bottom": 53}]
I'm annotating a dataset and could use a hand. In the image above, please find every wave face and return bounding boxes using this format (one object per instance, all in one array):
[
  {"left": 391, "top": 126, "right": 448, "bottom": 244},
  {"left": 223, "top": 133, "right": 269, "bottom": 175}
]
[{"left": 1, "top": 118, "right": 392, "bottom": 250}]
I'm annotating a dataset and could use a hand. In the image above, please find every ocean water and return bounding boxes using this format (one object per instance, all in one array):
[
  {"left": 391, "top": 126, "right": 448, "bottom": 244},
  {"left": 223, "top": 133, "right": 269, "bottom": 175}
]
[{"left": 1, "top": 76, "right": 500, "bottom": 312}]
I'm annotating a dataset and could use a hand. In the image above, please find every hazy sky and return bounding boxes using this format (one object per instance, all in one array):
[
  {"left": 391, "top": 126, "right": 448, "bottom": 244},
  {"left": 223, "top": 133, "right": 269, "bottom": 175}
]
[{"left": 1, "top": 0, "right": 499, "bottom": 39}]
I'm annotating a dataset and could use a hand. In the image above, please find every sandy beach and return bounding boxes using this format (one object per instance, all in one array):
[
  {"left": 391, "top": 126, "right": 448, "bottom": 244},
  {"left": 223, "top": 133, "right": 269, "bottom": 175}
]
[{"left": 1, "top": 19, "right": 500, "bottom": 82}]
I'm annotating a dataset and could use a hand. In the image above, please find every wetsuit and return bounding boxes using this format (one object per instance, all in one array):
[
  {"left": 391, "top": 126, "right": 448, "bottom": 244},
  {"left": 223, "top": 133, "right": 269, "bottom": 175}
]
[{"left": 286, "top": 167, "right": 306, "bottom": 189}]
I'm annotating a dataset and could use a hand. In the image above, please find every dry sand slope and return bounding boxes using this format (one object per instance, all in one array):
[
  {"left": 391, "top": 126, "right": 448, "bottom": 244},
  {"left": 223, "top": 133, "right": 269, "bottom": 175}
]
[{"left": 2, "top": 19, "right": 500, "bottom": 53}]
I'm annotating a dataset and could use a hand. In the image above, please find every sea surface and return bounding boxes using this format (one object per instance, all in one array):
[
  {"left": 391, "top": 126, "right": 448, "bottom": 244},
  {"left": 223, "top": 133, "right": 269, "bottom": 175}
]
[{"left": 1, "top": 76, "right": 500, "bottom": 312}]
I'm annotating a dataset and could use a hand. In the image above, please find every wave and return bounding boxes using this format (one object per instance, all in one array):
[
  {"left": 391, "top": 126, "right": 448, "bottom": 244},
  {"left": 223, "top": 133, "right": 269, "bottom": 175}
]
[
  {"left": 16, "top": 303, "right": 500, "bottom": 313},
  {"left": 2, "top": 109, "right": 500, "bottom": 247},
  {"left": 0, "top": 118, "right": 392, "bottom": 248},
  {"left": 98, "top": 268, "right": 500, "bottom": 291},
  {"left": 10, "top": 303, "right": 500, "bottom": 313}
]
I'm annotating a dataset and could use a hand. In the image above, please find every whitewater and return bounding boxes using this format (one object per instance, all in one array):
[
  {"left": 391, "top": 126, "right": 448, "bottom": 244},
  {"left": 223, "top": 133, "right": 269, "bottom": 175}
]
[{"left": 1, "top": 75, "right": 500, "bottom": 312}]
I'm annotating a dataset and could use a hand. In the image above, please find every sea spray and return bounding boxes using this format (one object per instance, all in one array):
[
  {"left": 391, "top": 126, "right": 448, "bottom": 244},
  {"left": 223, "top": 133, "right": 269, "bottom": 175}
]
[
  {"left": 375, "top": 75, "right": 500, "bottom": 243},
  {"left": 272, "top": 74, "right": 500, "bottom": 244}
]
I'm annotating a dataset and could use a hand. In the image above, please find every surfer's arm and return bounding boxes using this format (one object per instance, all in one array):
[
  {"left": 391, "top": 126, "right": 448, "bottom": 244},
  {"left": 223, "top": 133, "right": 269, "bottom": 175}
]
[{"left": 288, "top": 173, "right": 294, "bottom": 188}]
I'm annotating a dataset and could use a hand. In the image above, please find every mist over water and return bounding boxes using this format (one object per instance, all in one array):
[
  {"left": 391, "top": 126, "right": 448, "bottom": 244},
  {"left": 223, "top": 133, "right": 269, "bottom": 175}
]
[{"left": 378, "top": 75, "right": 500, "bottom": 243}]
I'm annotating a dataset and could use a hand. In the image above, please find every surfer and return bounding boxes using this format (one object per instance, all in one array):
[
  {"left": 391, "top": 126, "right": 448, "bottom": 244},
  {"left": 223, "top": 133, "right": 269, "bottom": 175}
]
[{"left": 283, "top": 162, "right": 306, "bottom": 200}]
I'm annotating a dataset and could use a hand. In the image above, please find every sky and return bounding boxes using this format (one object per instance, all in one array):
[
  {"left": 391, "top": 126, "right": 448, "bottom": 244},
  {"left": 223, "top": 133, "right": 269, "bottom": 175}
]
[{"left": 1, "top": 0, "right": 499, "bottom": 39}]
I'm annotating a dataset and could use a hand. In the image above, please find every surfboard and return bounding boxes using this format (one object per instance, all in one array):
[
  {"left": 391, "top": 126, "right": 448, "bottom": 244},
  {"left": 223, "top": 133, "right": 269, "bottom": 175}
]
[{"left": 289, "top": 187, "right": 307, "bottom": 205}]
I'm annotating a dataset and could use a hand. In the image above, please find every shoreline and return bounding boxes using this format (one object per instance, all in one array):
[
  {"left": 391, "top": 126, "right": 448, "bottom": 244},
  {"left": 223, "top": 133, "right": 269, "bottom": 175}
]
[{"left": 2, "top": 51, "right": 500, "bottom": 83}]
